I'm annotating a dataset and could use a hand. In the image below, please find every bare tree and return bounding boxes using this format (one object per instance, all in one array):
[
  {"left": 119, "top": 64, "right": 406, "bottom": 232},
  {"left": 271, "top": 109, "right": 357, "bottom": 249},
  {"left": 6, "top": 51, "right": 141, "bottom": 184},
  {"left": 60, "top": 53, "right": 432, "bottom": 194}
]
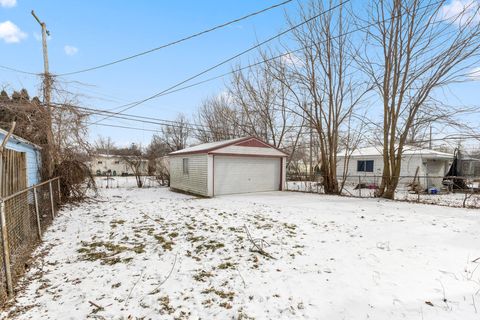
[
  {"left": 118, "top": 144, "right": 146, "bottom": 188},
  {"left": 160, "top": 113, "right": 190, "bottom": 151},
  {"left": 146, "top": 135, "right": 170, "bottom": 186},
  {"left": 228, "top": 57, "right": 299, "bottom": 148},
  {"left": 268, "top": 0, "right": 368, "bottom": 194},
  {"left": 194, "top": 95, "right": 244, "bottom": 142},
  {"left": 94, "top": 136, "right": 116, "bottom": 155},
  {"left": 361, "top": 0, "right": 480, "bottom": 199}
]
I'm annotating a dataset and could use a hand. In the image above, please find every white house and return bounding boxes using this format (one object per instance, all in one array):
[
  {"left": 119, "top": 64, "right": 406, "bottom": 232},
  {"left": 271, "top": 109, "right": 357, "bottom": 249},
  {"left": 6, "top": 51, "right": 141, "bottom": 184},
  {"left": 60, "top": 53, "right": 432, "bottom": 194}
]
[
  {"left": 169, "top": 136, "right": 288, "bottom": 197},
  {"left": 337, "top": 145, "right": 453, "bottom": 189},
  {"left": 88, "top": 154, "right": 149, "bottom": 176}
]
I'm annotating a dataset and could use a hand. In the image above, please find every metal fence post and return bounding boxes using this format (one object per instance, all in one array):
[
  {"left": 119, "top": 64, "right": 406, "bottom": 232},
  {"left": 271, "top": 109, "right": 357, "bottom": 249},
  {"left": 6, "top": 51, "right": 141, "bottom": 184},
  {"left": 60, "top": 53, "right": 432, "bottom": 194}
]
[
  {"left": 49, "top": 181, "right": 55, "bottom": 219},
  {"left": 358, "top": 176, "right": 362, "bottom": 197},
  {"left": 33, "top": 187, "right": 41, "bottom": 239},
  {"left": 57, "top": 177, "right": 61, "bottom": 204},
  {"left": 0, "top": 200, "right": 13, "bottom": 296}
]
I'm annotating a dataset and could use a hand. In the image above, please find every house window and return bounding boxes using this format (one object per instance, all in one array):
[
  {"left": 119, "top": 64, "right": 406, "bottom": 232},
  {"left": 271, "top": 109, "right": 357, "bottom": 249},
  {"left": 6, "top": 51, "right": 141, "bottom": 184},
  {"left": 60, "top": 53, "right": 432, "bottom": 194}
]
[
  {"left": 183, "top": 158, "right": 189, "bottom": 175},
  {"left": 357, "top": 160, "right": 374, "bottom": 172},
  {"left": 97, "top": 161, "right": 103, "bottom": 164}
]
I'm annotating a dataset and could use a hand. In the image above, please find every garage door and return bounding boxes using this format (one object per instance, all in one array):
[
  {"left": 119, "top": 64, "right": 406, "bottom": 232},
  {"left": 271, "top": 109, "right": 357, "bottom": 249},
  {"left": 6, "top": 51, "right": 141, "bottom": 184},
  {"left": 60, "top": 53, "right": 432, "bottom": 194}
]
[{"left": 214, "top": 156, "right": 281, "bottom": 196}]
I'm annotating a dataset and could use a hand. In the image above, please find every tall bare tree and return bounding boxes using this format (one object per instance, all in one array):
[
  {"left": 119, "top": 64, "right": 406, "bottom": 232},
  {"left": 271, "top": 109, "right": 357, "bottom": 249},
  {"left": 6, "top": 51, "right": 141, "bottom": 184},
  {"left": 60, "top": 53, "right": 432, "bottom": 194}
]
[
  {"left": 118, "top": 143, "right": 146, "bottom": 188},
  {"left": 194, "top": 95, "right": 244, "bottom": 142},
  {"left": 160, "top": 113, "right": 190, "bottom": 151},
  {"left": 269, "top": 0, "right": 368, "bottom": 194},
  {"left": 361, "top": 0, "right": 480, "bottom": 199},
  {"left": 94, "top": 136, "right": 116, "bottom": 155},
  {"left": 228, "top": 58, "right": 298, "bottom": 148}
]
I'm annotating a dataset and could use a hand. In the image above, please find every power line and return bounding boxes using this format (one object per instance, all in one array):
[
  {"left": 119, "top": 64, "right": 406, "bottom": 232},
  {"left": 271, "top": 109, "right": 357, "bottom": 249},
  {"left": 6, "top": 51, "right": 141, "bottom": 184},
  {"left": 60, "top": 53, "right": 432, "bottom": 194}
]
[
  {"left": 56, "top": 0, "right": 293, "bottom": 76},
  {"left": 48, "top": 102, "right": 480, "bottom": 145},
  {"left": 89, "top": 0, "right": 349, "bottom": 126},
  {"left": 0, "top": 64, "right": 39, "bottom": 76},
  {"left": 73, "top": 0, "right": 452, "bottom": 120},
  {"left": 51, "top": 103, "right": 211, "bottom": 130}
]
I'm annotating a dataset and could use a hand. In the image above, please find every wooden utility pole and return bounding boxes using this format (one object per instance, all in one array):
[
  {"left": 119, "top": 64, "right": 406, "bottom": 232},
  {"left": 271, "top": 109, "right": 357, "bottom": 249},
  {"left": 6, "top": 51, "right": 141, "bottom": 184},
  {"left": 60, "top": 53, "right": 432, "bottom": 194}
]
[
  {"left": 31, "top": 10, "right": 51, "bottom": 106},
  {"left": 31, "top": 10, "right": 55, "bottom": 177}
]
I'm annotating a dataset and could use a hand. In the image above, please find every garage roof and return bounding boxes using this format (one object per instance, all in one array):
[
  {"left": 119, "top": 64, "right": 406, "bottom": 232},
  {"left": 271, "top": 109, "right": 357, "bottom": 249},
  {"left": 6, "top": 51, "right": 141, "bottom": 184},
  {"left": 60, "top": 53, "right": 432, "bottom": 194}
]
[{"left": 169, "top": 136, "right": 288, "bottom": 156}]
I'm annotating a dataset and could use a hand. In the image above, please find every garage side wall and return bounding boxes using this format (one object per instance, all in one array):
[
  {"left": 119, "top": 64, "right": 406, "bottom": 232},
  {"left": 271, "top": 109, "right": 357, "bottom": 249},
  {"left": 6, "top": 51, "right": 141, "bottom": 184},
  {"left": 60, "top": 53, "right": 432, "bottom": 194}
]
[{"left": 170, "top": 154, "right": 209, "bottom": 196}]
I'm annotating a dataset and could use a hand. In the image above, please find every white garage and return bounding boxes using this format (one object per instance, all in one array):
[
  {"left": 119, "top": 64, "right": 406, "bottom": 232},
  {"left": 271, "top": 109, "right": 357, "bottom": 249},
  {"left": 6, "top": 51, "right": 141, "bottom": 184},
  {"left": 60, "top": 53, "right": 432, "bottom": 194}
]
[{"left": 169, "top": 137, "right": 287, "bottom": 197}]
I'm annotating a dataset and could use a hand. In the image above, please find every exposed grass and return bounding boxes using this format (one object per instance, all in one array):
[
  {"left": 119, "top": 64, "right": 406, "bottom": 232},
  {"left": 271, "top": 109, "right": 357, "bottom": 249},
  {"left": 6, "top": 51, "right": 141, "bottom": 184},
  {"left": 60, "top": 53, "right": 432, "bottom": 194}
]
[{"left": 77, "top": 241, "right": 145, "bottom": 265}]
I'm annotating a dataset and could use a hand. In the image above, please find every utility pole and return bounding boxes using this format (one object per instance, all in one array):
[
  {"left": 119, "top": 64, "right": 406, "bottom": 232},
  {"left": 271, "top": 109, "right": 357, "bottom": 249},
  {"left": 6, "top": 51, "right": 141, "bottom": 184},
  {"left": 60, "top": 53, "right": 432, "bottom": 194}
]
[
  {"left": 31, "top": 10, "right": 51, "bottom": 106},
  {"left": 31, "top": 10, "right": 54, "bottom": 177}
]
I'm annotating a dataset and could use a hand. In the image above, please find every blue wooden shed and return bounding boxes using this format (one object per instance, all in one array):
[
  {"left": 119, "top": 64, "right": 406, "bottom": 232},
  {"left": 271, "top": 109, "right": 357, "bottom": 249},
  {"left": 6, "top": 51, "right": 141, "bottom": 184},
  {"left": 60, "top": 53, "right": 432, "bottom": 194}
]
[{"left": 0, "top": 128, "right": 42, "bottom": 187}]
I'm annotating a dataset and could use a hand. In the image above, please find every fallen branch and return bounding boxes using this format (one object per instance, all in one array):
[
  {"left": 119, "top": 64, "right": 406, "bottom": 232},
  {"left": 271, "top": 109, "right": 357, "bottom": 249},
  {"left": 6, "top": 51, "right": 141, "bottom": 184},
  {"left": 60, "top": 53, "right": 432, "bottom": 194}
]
[
  {"left": 88, "top": 300, "right": 104, "bottom": 312},
  {"left": 236, "top": 267, "right": 246, "bottom": 289},
  {"left": 473, "top": 257, "right": 480, "bottom": 263},
  {"left": 124, "top": 269, "right": 145, "bottom": 307},
  {"left": 244, "top": 224, "right": 276, "bottom": 260},
  {"left": 147, "top": 253, "right": 178, "bottom": 296}
]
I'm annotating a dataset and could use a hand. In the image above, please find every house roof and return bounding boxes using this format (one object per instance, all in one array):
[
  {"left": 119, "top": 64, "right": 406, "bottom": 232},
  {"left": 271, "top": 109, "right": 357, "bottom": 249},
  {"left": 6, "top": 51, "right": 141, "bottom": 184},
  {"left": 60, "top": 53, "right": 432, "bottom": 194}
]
[
  {"left": 0, "top": 127, "right": 42, "bottom": 150},
  {"left": 339, "top": 145, "right": 453, "bottom": 160},
  {"left": 169, "top": 136, "right": 288, "bottom": 156}
]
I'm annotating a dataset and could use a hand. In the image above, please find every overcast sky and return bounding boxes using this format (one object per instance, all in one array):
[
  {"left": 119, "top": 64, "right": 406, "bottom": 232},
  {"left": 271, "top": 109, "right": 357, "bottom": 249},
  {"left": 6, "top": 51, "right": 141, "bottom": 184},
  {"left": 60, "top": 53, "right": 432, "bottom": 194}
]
[{"left": 1, "top": 0, "right": 479, "bottom": 148}]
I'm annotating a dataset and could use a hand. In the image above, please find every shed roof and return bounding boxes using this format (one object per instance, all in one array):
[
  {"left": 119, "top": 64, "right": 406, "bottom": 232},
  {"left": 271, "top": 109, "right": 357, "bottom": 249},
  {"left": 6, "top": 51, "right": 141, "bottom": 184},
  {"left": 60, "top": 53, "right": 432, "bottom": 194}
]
[
  {"left": 339, "top": 145, "right": 453, "bottom": 160},
  {"left": 169, "top": 136, "right": 288, "bottom": 156},
  {"left": 0, "top": 128, "right": 42, "bottom": 150}
]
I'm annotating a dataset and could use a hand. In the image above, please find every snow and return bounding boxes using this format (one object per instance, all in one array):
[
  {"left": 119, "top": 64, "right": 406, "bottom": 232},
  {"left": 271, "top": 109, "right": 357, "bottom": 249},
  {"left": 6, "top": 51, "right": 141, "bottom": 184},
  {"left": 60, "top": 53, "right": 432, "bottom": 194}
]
[{"left": 2, "top": 186, "right": 480, "bottom": 319}]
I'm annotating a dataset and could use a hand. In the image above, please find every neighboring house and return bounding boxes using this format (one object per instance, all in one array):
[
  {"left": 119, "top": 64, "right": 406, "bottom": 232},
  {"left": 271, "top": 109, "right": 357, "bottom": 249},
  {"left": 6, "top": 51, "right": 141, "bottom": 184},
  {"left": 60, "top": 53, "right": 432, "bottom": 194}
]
[
  {"left": 88, "top": 154, "right": 149, "bottom": 176},
  {"left": 459, "top": 156, "right": 480, "bottom": 177},
  {"left": 169, "top": 136, "right": 288, "bottom": 197},
  {"left": 337, "top": 145, "right": 453, "bottom": 189},
  {"left": 0, "top": 128, "right": 42, "bottom": 195}
]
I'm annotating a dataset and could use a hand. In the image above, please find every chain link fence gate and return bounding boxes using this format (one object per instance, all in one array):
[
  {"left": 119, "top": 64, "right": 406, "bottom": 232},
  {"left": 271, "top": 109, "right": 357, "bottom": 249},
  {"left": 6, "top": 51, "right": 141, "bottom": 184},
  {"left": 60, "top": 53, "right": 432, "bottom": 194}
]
[{"left": 0, "top": 177, "right": 61, "bottom": 303}]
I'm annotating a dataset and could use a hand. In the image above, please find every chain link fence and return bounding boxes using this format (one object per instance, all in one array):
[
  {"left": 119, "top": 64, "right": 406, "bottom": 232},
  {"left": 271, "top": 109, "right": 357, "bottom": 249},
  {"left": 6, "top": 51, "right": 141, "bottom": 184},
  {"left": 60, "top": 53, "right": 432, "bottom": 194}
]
[
  {"left": 286, "top": 174, "right": 480, "bottom": 208},
  {"left": 0, "top": 177, "right": 61, "bottom": 303}
]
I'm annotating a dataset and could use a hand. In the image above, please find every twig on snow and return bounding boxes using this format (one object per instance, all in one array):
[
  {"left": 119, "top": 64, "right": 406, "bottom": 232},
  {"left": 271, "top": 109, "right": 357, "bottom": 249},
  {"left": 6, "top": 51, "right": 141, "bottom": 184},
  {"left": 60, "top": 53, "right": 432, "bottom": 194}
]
[
  {"left": 473, "top": 295, "right": 478, "bottom": 314},
  {"left": 244, "top": 224, "right": 276, "bottom": 260},
  {"left": 147, "top": 253, "right": 178, "bottom": 295},
  {"left": 88, "top": 300, "right": 104, "bottom": 312},
  {"left": 236, "top": 267, "right": 246, "bottom": 289},
  {"left": 124, "top": 269, "right": 145, "bottom": 307},
  {"left": 473, "top": 257, "right": 480, "bottom": 263}
]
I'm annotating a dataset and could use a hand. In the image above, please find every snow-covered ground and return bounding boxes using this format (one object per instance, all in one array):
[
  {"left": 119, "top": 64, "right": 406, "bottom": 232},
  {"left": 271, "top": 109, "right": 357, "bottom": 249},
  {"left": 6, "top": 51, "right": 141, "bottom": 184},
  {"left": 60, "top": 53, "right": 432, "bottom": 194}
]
[{"left": 2, "top": 187, "right": 480, "bottom": 319}]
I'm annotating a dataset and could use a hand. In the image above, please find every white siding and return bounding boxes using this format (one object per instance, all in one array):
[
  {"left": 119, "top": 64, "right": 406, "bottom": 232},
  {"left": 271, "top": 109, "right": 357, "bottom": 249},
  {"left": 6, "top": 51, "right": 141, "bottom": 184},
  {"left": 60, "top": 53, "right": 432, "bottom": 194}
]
[
  {"left": 213, "top": 145, "right": 286, "bottom": 157},
  {"left": 214, "top": 156, "right": 280, "bottom": 195},
  {"left": 170, "top": 154, "right": 208, "bottom": 196},
  {"left": 337, "top": 155, "right": 384, "bottom": 185},
  {"left": 89, "top": 155, "right": 149, "bottom": 176},
  {"left": 337, "top": 154, "right": 448, "bottom": 188}
]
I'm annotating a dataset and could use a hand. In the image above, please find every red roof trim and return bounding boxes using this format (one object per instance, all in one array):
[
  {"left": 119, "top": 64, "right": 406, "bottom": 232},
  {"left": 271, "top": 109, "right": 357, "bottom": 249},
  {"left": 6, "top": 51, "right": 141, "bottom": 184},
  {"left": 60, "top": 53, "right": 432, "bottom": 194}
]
[
  {"left": 235, "top": 138, "right": 269, "bottom": 148},
  {"left": 169, "top": 136, "right": 288, "bottom": 156}
]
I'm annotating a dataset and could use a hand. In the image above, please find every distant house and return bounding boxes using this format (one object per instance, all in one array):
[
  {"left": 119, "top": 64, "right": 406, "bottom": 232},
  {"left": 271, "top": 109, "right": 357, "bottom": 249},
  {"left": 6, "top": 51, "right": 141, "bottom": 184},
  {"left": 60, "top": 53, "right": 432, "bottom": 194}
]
[
  {"left": 337, "top": 145, "right": 453, "bottom": 189},
  {"left": 169, "top": 136, "right": 288, "bottom": 197},
  {"left": 0, "top": 128, "right": 41, "bottom": 195},
  {"left": 88, "top": 154, "right": 148, "bottom": 176}
]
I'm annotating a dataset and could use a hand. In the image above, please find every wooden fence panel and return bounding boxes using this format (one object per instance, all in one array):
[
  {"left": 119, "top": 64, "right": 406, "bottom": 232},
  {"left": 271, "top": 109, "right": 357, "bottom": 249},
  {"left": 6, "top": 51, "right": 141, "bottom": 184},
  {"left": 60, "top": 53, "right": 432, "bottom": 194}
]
[{"left": 1, "top": 149, "right": 27, "bottom": 198}]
